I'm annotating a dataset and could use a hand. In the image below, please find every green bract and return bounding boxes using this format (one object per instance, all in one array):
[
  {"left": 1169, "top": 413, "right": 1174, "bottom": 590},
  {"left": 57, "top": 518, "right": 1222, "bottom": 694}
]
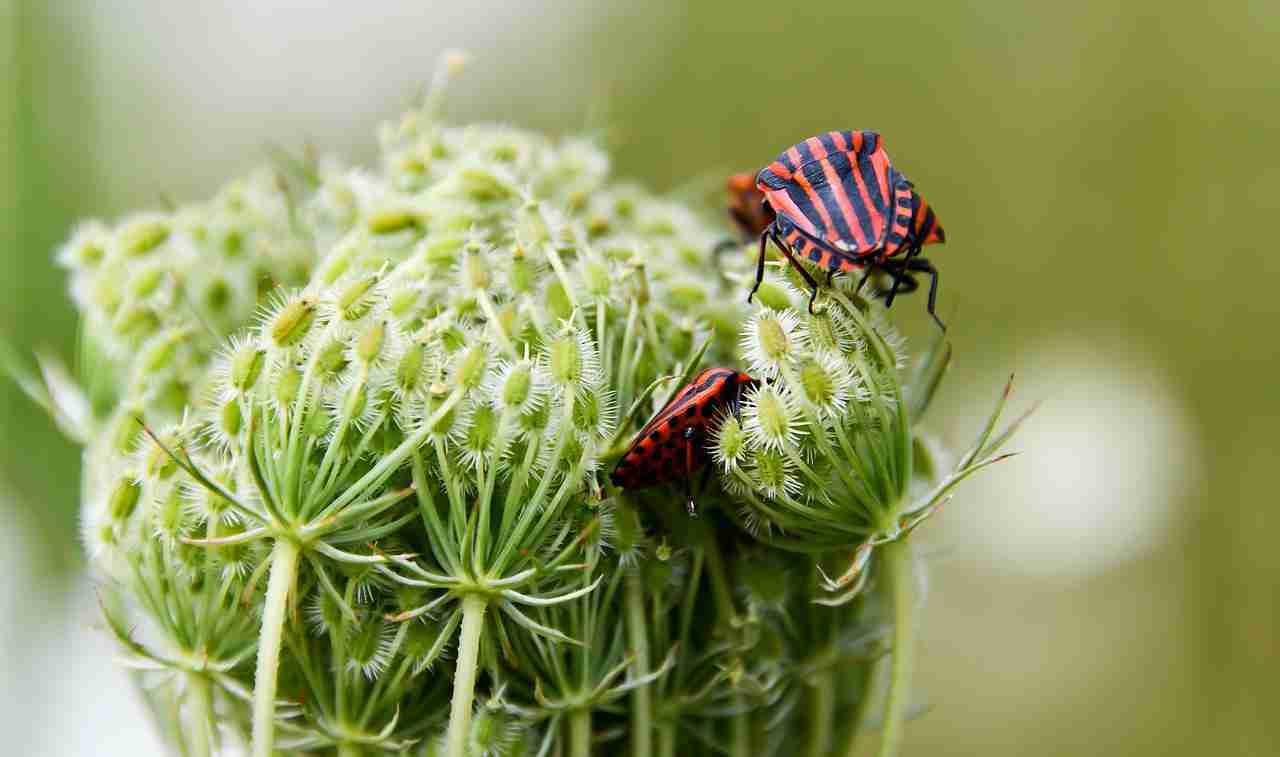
[{"left": 29, "top": 67, "right": 1028, "bottom": 757}]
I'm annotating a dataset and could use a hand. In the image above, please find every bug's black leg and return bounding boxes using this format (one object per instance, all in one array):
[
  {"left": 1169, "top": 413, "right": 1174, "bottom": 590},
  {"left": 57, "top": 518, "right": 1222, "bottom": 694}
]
[
  {"left": 682, "top": 426, "right": 698, "bottom": 517},
  {"left": 885, "top": 247, "right": 924, "bottom": 307},
  {"left": 856, "top": 266, "right": 874, "bottom": 294},
  {"left": 767, "top": 230, "right": 820, "bottom": 313},
  {"left": 884, "top": 268, "right": 920, "bottom": 308},
  {"left": 747, "top": 230, "right": 769, "bottom": 304},
  {"left": 884, "top": 263, "right": 905, "bottom": 307},
  {"left": 909, "top": 257, "right": 945, "bottom": 331},
  {"left": 826, "top": 269, "right": 835, "bottom": 286}
]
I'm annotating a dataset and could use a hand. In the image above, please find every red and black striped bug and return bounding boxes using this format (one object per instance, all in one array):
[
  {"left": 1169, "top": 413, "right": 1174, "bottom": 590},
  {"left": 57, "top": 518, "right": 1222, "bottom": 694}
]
[
  {"left": 747, "top": 130, "right": 947, "bottom": 329},
  {"left": 610, "top": 367, "right": 757, "bottom": 516}
]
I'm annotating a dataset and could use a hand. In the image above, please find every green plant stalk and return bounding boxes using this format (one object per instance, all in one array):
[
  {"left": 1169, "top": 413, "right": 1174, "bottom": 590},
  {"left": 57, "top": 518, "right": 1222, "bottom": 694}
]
[
  {"left": 569, "top": 708, "right": 592, "bottom": 757},
  {"left": 807, "top": 671, "right": 835, "bottom": 757},
  {"left": 188, "top": 673, "right": 216, "bottom": 757},
  {"left": 625, "top": 572, "right": 653, "bottom": 757},
  {"left": 657, "top": 726, "right": 675, "bottom": 757},
  {"left": 844, "top": 657, "right": 879, "bottom": 757},
  {"left": 337, "top": 743, "right": 363, "bottom": 757},
  {"left": 702, "top": 539, "right": 748, "bottom": 757},
  {"left": 877, "top": 539, "right": 914, "bottom": 757},
  {"left": 252, "top": 538, "right": 300, "bottom": 757},
  {"left": 446, "top": 594, "right": 489, "bottom": 757}
]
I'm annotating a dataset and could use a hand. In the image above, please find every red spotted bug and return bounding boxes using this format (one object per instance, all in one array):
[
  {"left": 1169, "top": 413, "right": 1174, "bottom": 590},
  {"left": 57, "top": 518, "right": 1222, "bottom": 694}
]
[
  {"left": 610, "top": 367, "right": 758, "bottom": 516},
  {"left": 748, "top": 130, "right": 947, "bottom": 329}
]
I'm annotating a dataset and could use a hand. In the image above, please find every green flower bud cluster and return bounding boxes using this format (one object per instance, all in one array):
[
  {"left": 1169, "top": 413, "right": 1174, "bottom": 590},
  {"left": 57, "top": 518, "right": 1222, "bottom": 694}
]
[{"left": 34, "top": 66, "right": 1028, "bottom": 757}]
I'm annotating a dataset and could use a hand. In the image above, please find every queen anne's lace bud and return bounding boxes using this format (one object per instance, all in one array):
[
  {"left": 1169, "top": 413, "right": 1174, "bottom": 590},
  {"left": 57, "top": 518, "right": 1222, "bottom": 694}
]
[{"left": 37, "top": 67, "right": 1028, "bottom": 757}]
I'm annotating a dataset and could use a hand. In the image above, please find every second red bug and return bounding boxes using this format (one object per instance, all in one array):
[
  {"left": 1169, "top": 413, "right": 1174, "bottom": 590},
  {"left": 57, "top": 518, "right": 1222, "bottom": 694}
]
[{"left": 610, "top": 367, "right": 757, "bottom": 516}]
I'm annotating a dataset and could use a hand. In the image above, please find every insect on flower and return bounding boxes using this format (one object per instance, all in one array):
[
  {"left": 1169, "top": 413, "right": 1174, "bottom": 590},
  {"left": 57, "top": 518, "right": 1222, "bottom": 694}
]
[
  {"left": 747, "top": 130, "right": 947, "bottom": 328},
  {"left": 610, "top": 367, "right": 758, "bottom": 516}
]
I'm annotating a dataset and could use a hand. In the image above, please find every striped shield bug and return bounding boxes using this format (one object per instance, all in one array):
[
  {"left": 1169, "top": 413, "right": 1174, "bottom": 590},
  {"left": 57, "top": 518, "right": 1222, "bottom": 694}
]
[
  {"left": 610, "top": 367, "right": 757, "bottom": 516},
  {"left": 748, "top": 130, "right": 947, "bottom": 329}
]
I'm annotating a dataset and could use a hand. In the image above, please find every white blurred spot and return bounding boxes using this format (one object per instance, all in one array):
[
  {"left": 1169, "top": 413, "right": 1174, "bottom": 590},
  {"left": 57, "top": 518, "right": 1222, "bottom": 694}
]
[
  {"left": 940, "top": 336, "right": 1201, "bottom": 579},
  {"left": 0, "top": 507, "right": 164, "bottom": 756}
]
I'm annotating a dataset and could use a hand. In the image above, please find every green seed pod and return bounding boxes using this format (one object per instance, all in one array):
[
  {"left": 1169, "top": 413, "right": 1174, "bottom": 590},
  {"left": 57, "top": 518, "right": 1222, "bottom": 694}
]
[
  {"left": 270, "top": 298, "right": 316, "bottom": 347},
  {"left": 462, "top": 404, "right": 498, "bottom": 463},
  {"left": 110, "top": 409, "right": 144, "bottom": 454},
  {"left": 145, "top": 440, "right": 178, "bottom": 480},
  {"left": 745, "top": 384, "right": 803, "bottom": 452},
  {"left": 396, "top": 341, "right": 425, "bottom": 394},
  {"left": 230, "top": 345, "right": 266, "bottom": 392},
  {"left": 713, "top": 414, "right": 748, "bottom": 471},
  {"left": 750, "top": 448, "right": 795, "bottom": 499},
  {"left": 582, "top": 259, "right": 610, "bottom": 298},
  {"left": 128, "top": 266, "right": 165, "bottom": 299},
  {"left": 458, "top": 167, "right": 511, "bottom": 201},
  {"left": 356, "top": 321, "right": 386, "bottom": 364},
  {"left": 220, "top": 398, "right": 242, "bottom": 439},
  {"left": 387, "top": 286, "right": 420, "bottom": 318},
  {"left": 500, "top": 362, "right": 533, "bottom": 409},
  {"left": 112, "top": 304, "right": 160, "bottom": 342},
  {"left": 751, "top": 281, "right": 793, "bottom": 312},
  {"left": 108, "top": 478, "right": 142, "bottom": 522},
  {"left": 462, "top": 251, "right": 491, "bottom": 291},
  {"left": 319, "top": 241, "right": 358, "bottom": 285},
  {"left": 139, "top": 331, "right": 182, "bottom": 374},
  {"left": 453, "top": 344, "right": 488, "bottom": 391},
  {"left": 315, "top": 339, "right": 349, "bottom": 378},
  {"left": 367, "top": 208, "right": 421, "bottom": 235},
  {"left": 508, "top": 249, "right": 535, "bottom": 294},
  {"left": 152, "top": 484, "right": 185, "bottom": 543},
  {"left": 275, "top": 363, "right": 302, "bottom": 407},
  {"left": 343, "top": 382, "right": 368, "bottom": 419},
  {"left": 121, "top": 218, "right": 170, "bottom": 256},
  {"left": 548, "top": 336, "right": 580, "bottom": 387},
  {"left": 337, "top": 275, "right": 379, "bottom": 320},
  {"left": 516, "top": 202, "right": 550, "bottom": 246}
]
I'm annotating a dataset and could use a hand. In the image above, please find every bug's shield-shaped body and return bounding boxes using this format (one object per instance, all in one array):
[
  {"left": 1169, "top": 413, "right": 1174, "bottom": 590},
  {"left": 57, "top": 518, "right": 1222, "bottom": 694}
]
[
  {"left": 756, "top": 130, "right": 897, "bottom": 259},
  {"left": 610, "top": 368, "right": 756, "bottom": 492}
]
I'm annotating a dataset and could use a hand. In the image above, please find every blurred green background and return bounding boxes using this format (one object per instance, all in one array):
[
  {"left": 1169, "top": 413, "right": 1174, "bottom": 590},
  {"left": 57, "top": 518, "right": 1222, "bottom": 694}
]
[{"left": 2, "top": 1, "right": 1276, "bottom": 754}]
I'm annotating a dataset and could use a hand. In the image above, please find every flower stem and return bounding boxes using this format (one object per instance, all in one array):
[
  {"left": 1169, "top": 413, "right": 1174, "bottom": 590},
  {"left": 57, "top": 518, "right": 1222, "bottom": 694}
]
[
  {"left": 657, "top": 726, "right": 675, "bottom": 757},
  {"left": 569, "top": 708, "right": 592, "bottom": 757},
  {"left": 877, "top": 539, "right": 915, "bottom": 757},
  {"left": 844, "top": 656, "right": 879, "bottom": 757},
  {"left": 807, "top": 671, "right": 834, "bottom": 757},
  {"left": 625, "top": 572, "right": 653, "bottom": 757},
  {"left": 337, "top": 743, "right": 363, "bottom": 757},
  {"left": 252, "top": 538, "right": 300, "bottom": 757},
  {"left": 702, "top": 538, "right": 748, "bottom": 757},
  {"left": 446, "top": 594, "right": 488, "bottom": 757},
  {"left": 188, "top": 673, "right": 215, "bottom": 757}
]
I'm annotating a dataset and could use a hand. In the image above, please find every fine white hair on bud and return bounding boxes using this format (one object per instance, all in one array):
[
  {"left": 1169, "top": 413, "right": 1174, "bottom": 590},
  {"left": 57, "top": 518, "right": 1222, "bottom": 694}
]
[
  {"left": 742, "top": 383, "right": 806, "bottom": 453},
  {"left": 740, "top": 307, "right": 804, "bottom": 380}
]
